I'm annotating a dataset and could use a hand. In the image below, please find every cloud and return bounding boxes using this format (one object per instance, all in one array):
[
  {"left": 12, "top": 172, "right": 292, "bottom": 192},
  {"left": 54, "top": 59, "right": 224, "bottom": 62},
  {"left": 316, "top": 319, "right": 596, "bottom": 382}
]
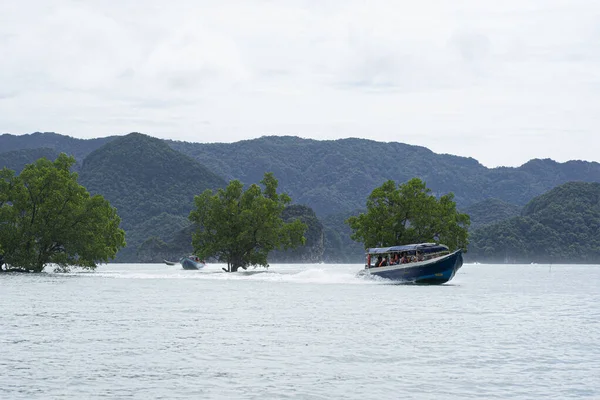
[{"left": 0, "top": 0, "right": 599, "bottom": 167}]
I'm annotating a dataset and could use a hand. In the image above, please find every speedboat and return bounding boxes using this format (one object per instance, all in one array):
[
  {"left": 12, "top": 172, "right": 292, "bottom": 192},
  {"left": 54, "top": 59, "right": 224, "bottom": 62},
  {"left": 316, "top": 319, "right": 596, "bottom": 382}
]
[{"left": 180, "top": 256, "right": 206, "bottom": 270}]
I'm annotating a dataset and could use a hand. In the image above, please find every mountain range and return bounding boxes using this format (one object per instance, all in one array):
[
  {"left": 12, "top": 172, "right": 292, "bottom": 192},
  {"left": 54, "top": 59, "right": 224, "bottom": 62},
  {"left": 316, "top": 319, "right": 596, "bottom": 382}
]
[{"left": 2, "top": 131, "right": 600, "bottom": 263}]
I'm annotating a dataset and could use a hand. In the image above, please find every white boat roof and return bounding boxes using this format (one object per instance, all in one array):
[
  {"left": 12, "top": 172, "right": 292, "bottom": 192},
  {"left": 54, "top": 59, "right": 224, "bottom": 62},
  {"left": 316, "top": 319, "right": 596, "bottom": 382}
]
[{"left": 367, "top": 243, "right": 449, "bottom": 254}]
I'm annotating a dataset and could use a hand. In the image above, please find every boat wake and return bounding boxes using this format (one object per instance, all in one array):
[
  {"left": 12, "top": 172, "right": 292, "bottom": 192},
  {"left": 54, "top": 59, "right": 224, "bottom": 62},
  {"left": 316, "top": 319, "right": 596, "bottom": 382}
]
[{"left": 65, "top": 264, "right": 391, "bottom": 285}]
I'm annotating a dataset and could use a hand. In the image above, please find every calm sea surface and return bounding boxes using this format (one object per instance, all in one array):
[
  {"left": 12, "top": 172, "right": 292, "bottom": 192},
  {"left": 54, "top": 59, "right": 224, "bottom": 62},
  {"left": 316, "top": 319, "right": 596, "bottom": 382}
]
[{"left": 1, "top": 263, "right": 599, "bottom": 399}]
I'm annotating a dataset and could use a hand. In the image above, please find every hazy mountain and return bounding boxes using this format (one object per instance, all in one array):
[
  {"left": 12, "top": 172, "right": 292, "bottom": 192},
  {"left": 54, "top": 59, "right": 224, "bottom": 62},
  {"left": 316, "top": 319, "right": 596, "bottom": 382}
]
[
  {"left": 269, "top": 204, "right": 325, "bottom": 263},
  {"left": 0, "top": 132, "right": 114, "bottom": 161},
  {"left": 0, "top": 148, "right": 62, "bottom": 174},
  {"left": 78, "top": 132, "right": 226, "bottom": 261},
  {"left": 168, "top": 136, "right": 488, "bottom": 215},
  {"left": 468, "top": 182, "right": 600, "bottom": 263},
  {"left": 5, "top": 132, "right": 600, "bottom": 217},
  {"left": 5, "top": 131, "right": 600, "bottom": 263},
  {"left": 168, "top": 136, "right": 600, "bottom": 215},
  {"left": 320, "top": 209, "right": 367, "bottom": 263},
  {"left": 462, "top": 198, "right": 522, "bottom": 230}
]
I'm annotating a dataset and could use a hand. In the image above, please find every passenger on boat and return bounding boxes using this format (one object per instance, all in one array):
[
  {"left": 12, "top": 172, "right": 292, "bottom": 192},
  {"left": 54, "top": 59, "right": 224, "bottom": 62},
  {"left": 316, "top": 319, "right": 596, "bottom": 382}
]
[
  {"left": 375, "top": 255, "right": 383, "bottom": 268},
  {"left": 390, "top": 253, "right": 399, "bottom": 265},
  {"left": 379, "top": 256, "right": 389, "bottom": 267},
  {"left": 400, "top": 253, "right": 409, "bottom": 264}
]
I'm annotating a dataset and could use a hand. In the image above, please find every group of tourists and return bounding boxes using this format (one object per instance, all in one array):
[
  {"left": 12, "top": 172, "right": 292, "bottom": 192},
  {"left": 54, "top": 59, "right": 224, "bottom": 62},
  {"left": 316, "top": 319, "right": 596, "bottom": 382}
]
[{"left": 373, "top": 251, "right": 424, "bottom": 268}]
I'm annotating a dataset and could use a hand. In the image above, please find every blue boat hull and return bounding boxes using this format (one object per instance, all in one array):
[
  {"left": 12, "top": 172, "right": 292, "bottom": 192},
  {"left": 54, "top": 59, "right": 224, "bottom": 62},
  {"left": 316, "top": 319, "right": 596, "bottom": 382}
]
[
  {"left": 361, "top": 250, "right": 463, "bottom": 284},
  {"left": 180, "top": 257, "right": 205, "bottom": 270}
]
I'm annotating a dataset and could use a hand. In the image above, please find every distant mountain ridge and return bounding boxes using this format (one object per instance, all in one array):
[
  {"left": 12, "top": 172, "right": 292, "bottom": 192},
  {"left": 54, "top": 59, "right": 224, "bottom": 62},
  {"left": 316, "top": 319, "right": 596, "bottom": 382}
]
[
  {"left": 4, "top": 132, "right": 600, "bottom": 214},
  {"left": 0, "top": 132, "right": 115, "bottom": 161},
  {"left": 3, "top": 131, "right": 600, "bottom": 263},
  {"left": 3, "top": 132, "right": 600, "bottom": 216},
  {"left": 167, "top": 135, "right": 600, "bottom": 215},
  {"left": 0, "top": 148, "right": 62, "bottom": 174}
]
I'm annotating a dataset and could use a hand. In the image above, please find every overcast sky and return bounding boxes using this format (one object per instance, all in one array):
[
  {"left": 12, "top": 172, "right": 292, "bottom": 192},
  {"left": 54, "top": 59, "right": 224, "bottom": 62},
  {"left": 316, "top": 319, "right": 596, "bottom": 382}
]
[{"left": 1, "top": 1, "right": 599, "bottom": 167}]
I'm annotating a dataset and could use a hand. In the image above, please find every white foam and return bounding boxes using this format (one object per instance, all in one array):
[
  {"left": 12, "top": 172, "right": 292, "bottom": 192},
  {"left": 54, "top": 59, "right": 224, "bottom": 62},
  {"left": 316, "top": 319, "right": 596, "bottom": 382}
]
[{"left": 65, "top": 264, "right": 386, "bottom": 285}]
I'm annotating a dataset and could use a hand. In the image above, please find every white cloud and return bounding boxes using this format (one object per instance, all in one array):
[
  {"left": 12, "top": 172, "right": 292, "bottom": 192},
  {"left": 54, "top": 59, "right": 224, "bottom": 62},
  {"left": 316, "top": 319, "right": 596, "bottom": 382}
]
[{"left": 1, "top": 0, "right": 599, "bottom": 167}]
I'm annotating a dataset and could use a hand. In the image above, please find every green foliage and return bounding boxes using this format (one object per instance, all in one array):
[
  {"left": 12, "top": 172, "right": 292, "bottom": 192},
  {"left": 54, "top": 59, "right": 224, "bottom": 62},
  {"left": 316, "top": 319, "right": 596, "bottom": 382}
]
[
  {"left": 347, "top": 178, "right": 470, "bottom": 251},
  {"left": 462, "top": 198, "right": 522, "bottom": 230},
  {"left": 469, "top": 182, "right": 600, "bottom": 263},
  {"left": 6, "top": 133, "right": 600, "bottom": 216},
  {"left": 169, "top": 136, "right": 600, "bottom": 215},
  {"left": 7, "top": 133, "right": 600, "bottom": 263},
  {"left": 269, "top": 204, "right": 324, "bottom": 263},
  {"left": 170, "top": 136, "right": 488, "bottom": 215},
  {"left": 137, "top": 237, "right": 171, "bottom": 263},
  {"left": 78, "top": 133, "right": 225, "bottom": 261},
  {"left": 126, "top": 212, "right": 190, "bottom": 252},
  {"left": 0, "top": 148, "right": 62, "bottom": 174},
  {"left": 321, "top": 209, "right": 366, "bottom": 263},
  {"left": 137, "top": 224, "right": 197, "bottom": 263},
  {"left": 0, "top": 154, "right": 126, "bottom": 272},
  {"left": 189, "top": 173, "right": 307, "bottom": 271}
]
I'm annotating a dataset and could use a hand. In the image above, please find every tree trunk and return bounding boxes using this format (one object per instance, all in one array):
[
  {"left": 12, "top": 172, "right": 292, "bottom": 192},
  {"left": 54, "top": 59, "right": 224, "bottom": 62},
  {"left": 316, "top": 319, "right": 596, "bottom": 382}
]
[{"left": 227, "top": 256, "right": 249, "bottom": 273}]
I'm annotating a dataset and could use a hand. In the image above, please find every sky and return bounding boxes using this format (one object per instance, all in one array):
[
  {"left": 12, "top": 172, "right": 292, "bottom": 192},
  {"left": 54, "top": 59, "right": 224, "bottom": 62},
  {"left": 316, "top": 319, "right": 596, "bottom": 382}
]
[{"left": 1, "top": 1, "right": 599, "bottom": 167}]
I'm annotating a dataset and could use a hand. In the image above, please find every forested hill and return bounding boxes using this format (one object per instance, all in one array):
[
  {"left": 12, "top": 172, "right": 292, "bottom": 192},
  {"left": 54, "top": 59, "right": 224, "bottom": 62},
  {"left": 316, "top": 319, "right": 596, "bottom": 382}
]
[
  {"left": 468, "top": 182, "right": 600, "bottom": 263},
  {"left": 168, "top": 136, "right": 600, "bottom": 215},
  {"left": 169, "top": 136, "right": 486, "bottom": 215},
  {"left": 78, "top": 132, "right": 226, "bottom": 260},
  {"left": 4, "top": 132, "right": 600, "bottom": 216},
  {"left": 0, "top": 132, "right": 115, "bottom": 161},
  {"left": 462, "top": 198, "right": 522, "bottom": 230},
  {"left": 0, "top": 148, "right": 61, "bottom": 174},
  {"left": 4, "top": 132, "right": 600, "bottom": 263}
]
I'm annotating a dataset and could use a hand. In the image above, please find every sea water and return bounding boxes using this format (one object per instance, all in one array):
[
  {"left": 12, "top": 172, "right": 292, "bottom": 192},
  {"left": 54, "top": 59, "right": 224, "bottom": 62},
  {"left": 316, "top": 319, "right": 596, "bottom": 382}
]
[{"left": 1, "top": 263, "right": 599, "bottom": 399}]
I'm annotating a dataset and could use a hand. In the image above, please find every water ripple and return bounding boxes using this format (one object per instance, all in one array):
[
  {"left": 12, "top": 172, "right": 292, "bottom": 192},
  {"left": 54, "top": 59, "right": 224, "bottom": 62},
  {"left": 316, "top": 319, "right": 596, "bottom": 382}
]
[{"left": 1, "top": 263, "right": 599, "bottom": 399}]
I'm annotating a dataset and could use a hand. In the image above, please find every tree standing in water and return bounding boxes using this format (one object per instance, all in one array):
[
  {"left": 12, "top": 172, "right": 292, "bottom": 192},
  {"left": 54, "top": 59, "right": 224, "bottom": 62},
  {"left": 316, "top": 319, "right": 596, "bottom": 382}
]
[
  {"left": 189, "top": 172, "right": 307, "bottom": 272},
  {"left": 0, "top": 154, "right": 126, "bottom": 272},
  {"left": 346, "top": 178, "right": 469, "bottom": 251}
]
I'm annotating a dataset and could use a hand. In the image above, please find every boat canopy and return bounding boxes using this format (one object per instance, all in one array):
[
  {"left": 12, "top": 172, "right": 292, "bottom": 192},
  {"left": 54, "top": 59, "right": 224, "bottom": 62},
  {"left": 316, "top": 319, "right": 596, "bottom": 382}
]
[{"left": 366, "top": 243, "right": 449, "bottom": 255}]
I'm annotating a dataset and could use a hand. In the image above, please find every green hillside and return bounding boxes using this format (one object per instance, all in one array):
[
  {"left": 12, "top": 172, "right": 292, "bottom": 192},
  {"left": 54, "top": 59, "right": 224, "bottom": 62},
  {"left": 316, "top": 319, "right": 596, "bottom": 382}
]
[
  {"left": 5, "top": 132, "right": 600, "bottom": 217},
  {"left": 137, "top": 224, "right": 196, "bottom": 263},
  {"left": 468, "top": 182, "right": 600, "bottom": 263},
  {"left": 141, "top": 202, "right": 326, "bottom": 264},
  {"left": 462, "top": 198, "right": 522, "bottom": 230},
  {"left": 78, "top": 132, "right": 226, "bottom": 261},
  {"left": 168, "top": 136, "right": 600, "bottom": 215},
  {"left": 321, "top": 209, "right": 367, "bottom": 263},
  {"left": 269, "top": 204, "right": 325, "bottom": 263},
  {"left": 169, "top": 136, "right": 488, "bottom": 215},
  {"left": 5, "top": 132, "right": 600, "bottom": 263},
  {"left": 0, "top": 132, "right": 114, "bottom": 161},
  {"left": 0, "top": 148, "right": 62, "bottom": 173}
]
